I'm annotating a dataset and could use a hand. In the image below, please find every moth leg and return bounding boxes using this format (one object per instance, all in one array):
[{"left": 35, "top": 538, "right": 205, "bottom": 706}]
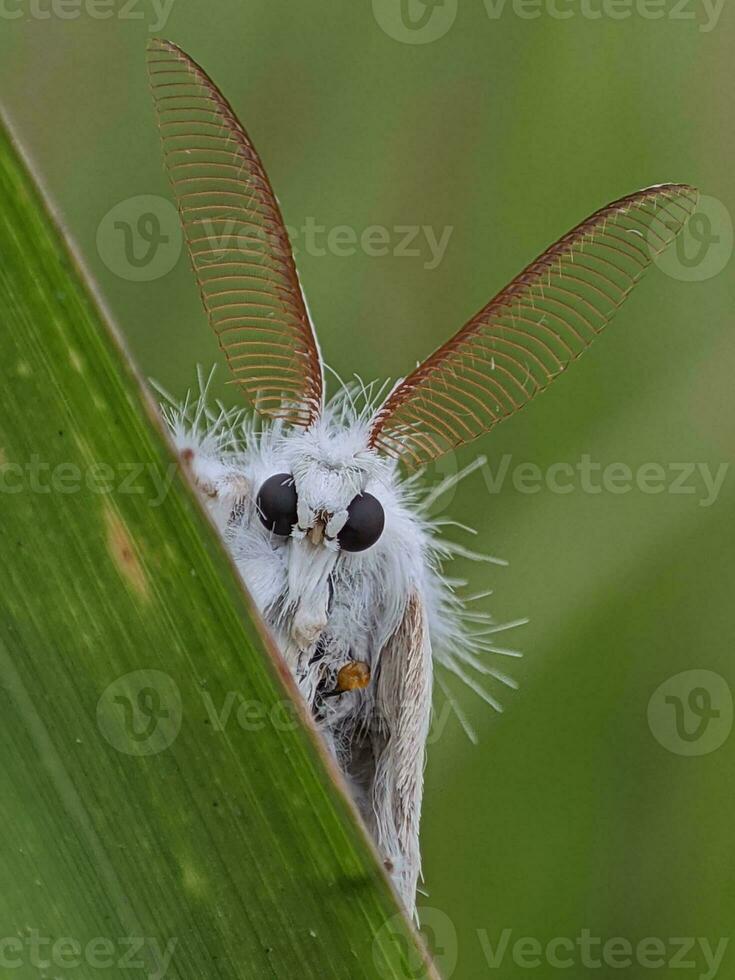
[{"left": 371, "top": 592, "right": 433, "bottom": 913}]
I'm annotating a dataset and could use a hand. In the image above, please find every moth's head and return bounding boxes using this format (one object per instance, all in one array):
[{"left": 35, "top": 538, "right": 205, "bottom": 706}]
[
  {"left": 150, "top": 40, "right": 699, "bottom": 651},
  {"left": 255, "top": 420, "right": 392, "bottom": 651}
]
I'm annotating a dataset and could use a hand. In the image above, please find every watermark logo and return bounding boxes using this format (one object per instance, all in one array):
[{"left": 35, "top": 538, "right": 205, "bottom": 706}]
[
  {"left": 372, "top": 0, "right": 458, "bottom": 43},
  {"left": 648, "top": 670, "right": 733, "bottom": 756},
  {"left": 372, "top": 906, "right": 458, "bottom": 979},
  {"left": 650, "top": 194, "right": 733, "bottom": 282},
  {"left": 97, "top": 670, "right": 182, "bottom": 756},
  {"left": 97, "top": 195, "right": 182, "bottom": 282}
]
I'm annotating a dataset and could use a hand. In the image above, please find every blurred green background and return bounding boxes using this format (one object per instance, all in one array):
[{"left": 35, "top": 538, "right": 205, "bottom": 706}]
[{"left": 1, "top": 2, "right": 733, "bottom": 976}]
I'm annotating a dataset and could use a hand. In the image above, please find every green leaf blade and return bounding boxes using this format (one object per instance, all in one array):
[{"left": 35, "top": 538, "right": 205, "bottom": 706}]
[{"left": 0, "top": 117, "right": 435, "bottom": 980}]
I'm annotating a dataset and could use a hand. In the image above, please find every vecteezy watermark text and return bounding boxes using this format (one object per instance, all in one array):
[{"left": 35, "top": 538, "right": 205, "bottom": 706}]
[
  {"left": 98, "top": 191, "right": 732, "bottom": 283},
  {"left": 373, "top": 913, "right": 730, "bottom": 979},
  {"left": 98, "top": 672, "right": 468, "bottom": 756},
  {"left": 96, "top": 195, "right": 455, "bottom": 281},
  {"left": 2, "top": 452, "right": 727, "bottom": 509},
  {"left": 478, "top": 928, "right": 729, "bottom": 978},
  {"left": 0, "top": 931, "right": 177, "bottom": 979},
  {"left": 482, "top": 0, "right": 724, "bottom": 32},
  {"left": 480, "top": 454, "right": 729, "bottom": 507},
  {"left": 0, "top": 455, "right": 177, "bottom": 507},
  {"left": 286, "top": 219, "right": 454, "bottom": 270},
  {"left": 371, "top": 0, "right": 724, "bottom": 43},
  {"left": 0, "top": 0, "right": 176, "bottom": 30}
]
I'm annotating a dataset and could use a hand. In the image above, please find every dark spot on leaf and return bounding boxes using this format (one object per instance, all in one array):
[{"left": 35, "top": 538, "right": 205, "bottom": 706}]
[{"left": 104, "top": 506, "right": 149, "bottom": 600}]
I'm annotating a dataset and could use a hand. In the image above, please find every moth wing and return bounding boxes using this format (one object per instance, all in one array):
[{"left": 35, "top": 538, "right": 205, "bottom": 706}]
[
  {"left": 371, "top": 591, "right": 433, "bottom": 913},
  {"left": 147, "top": 39, "right": 324, "bottom": 427},
  {"left": 369, "top": 184, "right": 699, "bottom": 467}
]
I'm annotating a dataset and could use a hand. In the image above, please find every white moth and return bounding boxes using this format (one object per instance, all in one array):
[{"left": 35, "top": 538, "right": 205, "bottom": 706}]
[{"left": 147, "top": 39, "right": 697, "bottom": 914}]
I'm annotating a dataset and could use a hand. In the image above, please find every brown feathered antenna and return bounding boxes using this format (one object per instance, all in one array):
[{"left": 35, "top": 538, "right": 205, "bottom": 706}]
[
  {"left": 369, "top": 184, "right": 698, "bottom": 467},
  {"left": 147, "top": 38, "right": 324, "bottom": 427}
]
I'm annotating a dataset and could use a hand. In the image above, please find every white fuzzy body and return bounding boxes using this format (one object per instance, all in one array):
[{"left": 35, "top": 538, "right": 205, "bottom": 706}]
[{"left": 162, "top": 378, "right": 520, "bottom": 911}]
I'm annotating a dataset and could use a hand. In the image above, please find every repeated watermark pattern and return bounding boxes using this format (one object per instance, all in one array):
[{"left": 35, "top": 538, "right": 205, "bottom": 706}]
[
  {"left": 374, "top": 912, "right": 730, "bottom": 979},
  {"left": 479, "top": 455, "right": 730, "bottom": 508},
  {"left": 372, "top": 0, "right": 459, "bottom": 43},
  {"left": 372, "top": 0, "right": 725, "bottom": 41},
  {"left": 96, "top": 672, "right": 466, "bottom": 756},
  {"left": 648, "top": 670, "right": 733, "bottom": 756},
  {"left": 482, "top": 0, "right": 724, "bottom": 31},
  {"left": 97, "top": 666, "right": 735, "bottom": 760},
  {"left": 97, "top": 669, "right": 183, "bottom": 756},
  {"left": 98, "top": 191, "right": 733, "bottom": 285},
  {"left": 0, "top": 452, "right": 728, "bottom": 511},
  {"left": 97, "top": 195, "right": 182, "bottom": 283},
  {"left": 97, "top": 194, "right": 454, "bottom": 280},
  {"left": 0, "top": 0, "right": 176, "bottom": 29},
  {"left": 199, "top": 687, "right": 465, "bottom": 746},
  {"left": 287, "top": 219, "right": 454, "bottom": 269},
  {"left": 651, "top": 194, "right": 733, "bottom": 281},
  {"left": 373, "top": 907, "right": 459, "bottom": 978},
  {"left": 0, "top": 932, "right": 177, "bottom": 978},
  {"left": 478, "top": 928, "right": 729, "bottom": 977},
  {"left": 0, "top": 455, "right": 178, "bottom": 506}
]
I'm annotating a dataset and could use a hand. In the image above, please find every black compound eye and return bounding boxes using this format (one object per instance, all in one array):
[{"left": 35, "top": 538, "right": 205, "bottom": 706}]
[
  {"left": 338, "top": 492, "right": 385, "bottom": 553},
  {"left": 256, "top": 473, "right": 298, "bottom": 536}
]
